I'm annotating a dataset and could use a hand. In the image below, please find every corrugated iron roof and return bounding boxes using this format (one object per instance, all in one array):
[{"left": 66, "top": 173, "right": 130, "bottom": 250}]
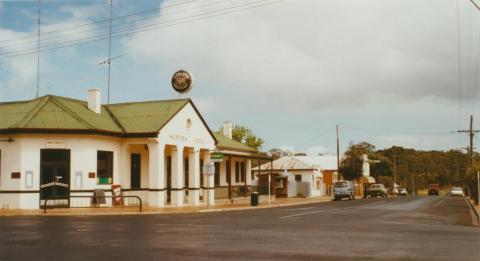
[{"left": 257, "top": 156, "right": 314, "bottom": 170}]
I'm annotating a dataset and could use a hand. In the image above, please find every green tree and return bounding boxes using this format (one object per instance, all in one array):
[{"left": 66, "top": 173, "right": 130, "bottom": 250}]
[
  {"left": 339, "top": 142, "right": 376, "bottom": 181},
  {"left": 226, "top": 125, "right": 265, "bottom": 151}
]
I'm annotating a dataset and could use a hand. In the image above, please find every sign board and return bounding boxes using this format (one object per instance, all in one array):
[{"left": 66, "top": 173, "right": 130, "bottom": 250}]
[
  {"left": 202, "top": 162, "right": 215, "bottom": 176},
  {"left": 171, "top": 69, "right": 193, "bottom": 94},
  {"left": 111, "top": 185, "right": 124, "bottom": 206},
  {"left": 45, "top": 140, "right": 66, "bottom": 149},
  {"left": 210, "top": 152, "right": 223, "bottom": 162}
]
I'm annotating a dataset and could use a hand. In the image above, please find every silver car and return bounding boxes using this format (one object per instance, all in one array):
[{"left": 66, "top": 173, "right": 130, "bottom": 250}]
[{"left": 333, "top": 181, "right": 355, "bottom": 201}]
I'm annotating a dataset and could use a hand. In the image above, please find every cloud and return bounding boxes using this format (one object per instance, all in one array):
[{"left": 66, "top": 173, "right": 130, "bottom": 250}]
[{"left": 123, "top": 0, "right": 471, "bottom": 113}]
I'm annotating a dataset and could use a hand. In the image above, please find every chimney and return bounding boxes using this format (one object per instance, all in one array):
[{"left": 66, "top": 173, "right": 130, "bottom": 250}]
[
  {"left": 88, "top": 89, "right": 101, "bottom": 114},
  {"left": 222, "top": 121, "right": 233, "bottom": 139}
]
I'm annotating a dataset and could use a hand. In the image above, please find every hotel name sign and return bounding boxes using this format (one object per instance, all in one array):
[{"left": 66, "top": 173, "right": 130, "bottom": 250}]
[
  {"left": 171, "top": 70, "right": 193, "bottom": 94},
  {"left": 168, "top": 134, "right": 205, "bottom": 145}
]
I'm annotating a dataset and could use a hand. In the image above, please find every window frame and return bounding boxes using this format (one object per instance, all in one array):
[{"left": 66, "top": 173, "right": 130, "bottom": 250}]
[{"left": 97, "top": 150, "right": 114, "bottom": 185}]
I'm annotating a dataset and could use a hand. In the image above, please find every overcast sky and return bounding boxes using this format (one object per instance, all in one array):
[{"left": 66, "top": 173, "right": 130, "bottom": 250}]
[{"left": 1, "top": 0, "right": 480, "bottom": 155}]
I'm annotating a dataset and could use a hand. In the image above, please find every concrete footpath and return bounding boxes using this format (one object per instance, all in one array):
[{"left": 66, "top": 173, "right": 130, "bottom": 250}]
[{"left": 0, "top": 196, "right": 333, "bottom": 216}]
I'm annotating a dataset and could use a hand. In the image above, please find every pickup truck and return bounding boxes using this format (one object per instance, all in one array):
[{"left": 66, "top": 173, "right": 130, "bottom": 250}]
[{"left": 364, "top": 184, "right": 387, "bottom": 198}]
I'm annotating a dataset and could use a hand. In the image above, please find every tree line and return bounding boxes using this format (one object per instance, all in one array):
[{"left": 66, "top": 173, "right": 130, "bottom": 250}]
[{"left": 339, "top": 142, "right": 474, "bottom": 191}]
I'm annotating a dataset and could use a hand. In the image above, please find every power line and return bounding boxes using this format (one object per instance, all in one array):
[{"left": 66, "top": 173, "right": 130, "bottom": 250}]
[
  {"left": 341, "top": 125, "right": 453, "bottom": 136},
  {"left": 0, "top": 0, "right": 201, "bottom": 44},
  {"left": 0, "top": 0, "right": 284, "bottom": 59},
  {"left": 0, "top": 0, "right": 227, "bottom": 50}
]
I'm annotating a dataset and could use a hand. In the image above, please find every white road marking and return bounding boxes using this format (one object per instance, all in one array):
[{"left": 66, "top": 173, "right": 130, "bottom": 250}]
[
  {"left": 279, "top": 201, "right": 387, "bottom": 219},
  {"left": 433, "top": 197, "right": 448, "bottom": 208},
  {"left": 282, "top": 207, "right": 315, "bottom": 212}
]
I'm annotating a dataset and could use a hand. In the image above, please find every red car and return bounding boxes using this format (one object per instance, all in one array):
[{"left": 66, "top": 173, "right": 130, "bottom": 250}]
[{"left": 428, "top": 184, "right": 439, "bottom": 196}]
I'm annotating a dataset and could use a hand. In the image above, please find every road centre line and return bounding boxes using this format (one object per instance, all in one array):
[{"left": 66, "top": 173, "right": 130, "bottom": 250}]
[
  {"left": 433, "top": 197, "right": 448, "bottom": 208},
  {"left": 282, "top": 207, "right": 315, "bottom": 211},
  {"left": 279, "top": 201, "right": 387, "bottom": 219}
]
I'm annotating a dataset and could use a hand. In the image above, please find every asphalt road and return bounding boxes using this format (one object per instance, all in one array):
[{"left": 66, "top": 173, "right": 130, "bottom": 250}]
[{"left": 0, "top": 196, "right": 478, "bottom": 261}]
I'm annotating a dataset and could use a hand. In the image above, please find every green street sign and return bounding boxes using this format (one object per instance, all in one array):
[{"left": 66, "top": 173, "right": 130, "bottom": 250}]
[{"left": 210, "top": 152, "right": 223, "bottom": 162}]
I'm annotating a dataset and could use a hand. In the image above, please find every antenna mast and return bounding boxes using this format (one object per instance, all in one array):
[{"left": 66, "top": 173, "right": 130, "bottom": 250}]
[
  {"left": 36, "top": 0, "right": 41, "bottom": 98},
  {"left": 107, "top": 0, "right": 113, "bottom": 104}
]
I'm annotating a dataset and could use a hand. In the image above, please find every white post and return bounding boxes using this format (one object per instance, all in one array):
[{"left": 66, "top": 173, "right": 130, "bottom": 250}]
[
  {"left": 188, "top": 148, "right": 200, "bottom": 206},
  {"left": 171, "top": 146, "right": 184, "bottom": 207},
  {"left": 148, "top": 143, "right": 165, "bottom": 207},
  {"left": 268, "top": 174, "right": 271, "bottom": 206}
]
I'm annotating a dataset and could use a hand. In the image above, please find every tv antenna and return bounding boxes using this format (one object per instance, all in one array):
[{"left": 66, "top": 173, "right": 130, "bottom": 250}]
[
  {"left": 98, "top": 0, "right": 121, "bottom": 104},
  {"left": 36, "top": 0, "right": 41, "bottom": 98}
]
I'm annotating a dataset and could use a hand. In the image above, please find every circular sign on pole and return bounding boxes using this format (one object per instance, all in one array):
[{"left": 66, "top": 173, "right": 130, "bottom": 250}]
[
  {"left": 171, "top": 69, "right": 193, "bottom": 94},
  {"left": 202, "top": 161, "right": 215, "bottom": 176}
]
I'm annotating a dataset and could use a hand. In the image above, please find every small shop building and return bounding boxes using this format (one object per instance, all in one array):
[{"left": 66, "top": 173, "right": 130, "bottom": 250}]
[
  {"left": 253, "top": 155, "right": 328, "bottom": 198},
  {"left": 0, "top": 90, "right": 270, "bottom": 209}
]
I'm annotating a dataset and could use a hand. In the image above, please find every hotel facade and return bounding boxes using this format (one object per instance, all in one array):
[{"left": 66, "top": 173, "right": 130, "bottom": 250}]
[{"left": 0, "top": 90, "right": 270, "bottom": 209}]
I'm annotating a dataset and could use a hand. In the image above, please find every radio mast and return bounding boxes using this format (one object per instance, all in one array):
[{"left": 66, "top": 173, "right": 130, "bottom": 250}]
[{"left": 36, "top": 0, "right": 41, "bottom": 98}]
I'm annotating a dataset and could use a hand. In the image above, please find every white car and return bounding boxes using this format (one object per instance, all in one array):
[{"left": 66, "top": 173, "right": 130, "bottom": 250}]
[
  {"left": 398, "top": 188, "right": 408, "bottom": 196},
  {"left": 450, "top": 187, "right": 464, "bottom": 197}
]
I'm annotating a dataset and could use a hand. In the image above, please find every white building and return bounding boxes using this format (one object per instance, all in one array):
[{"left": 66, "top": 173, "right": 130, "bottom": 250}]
[
  {"left": 253, "top": 155, "right": 329, "bottom": 198},
  {"left": 0, "top": 90, "right": 270, "bottom": 209}
]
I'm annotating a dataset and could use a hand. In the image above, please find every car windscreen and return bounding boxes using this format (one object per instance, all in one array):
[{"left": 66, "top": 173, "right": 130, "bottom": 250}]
[{"left": 335, "top": 182, "right": 347, "bottom": 188}]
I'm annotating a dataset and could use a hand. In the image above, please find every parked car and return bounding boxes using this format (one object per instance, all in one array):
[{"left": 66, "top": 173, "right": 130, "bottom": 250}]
[
  {"left": 398, "top": 188, "right": 408, "bottom": 196},
  {"left": 333, "top": 181, "right": 355, "bottom": 201},
  {"left": 450, "top": 187, "right": 464, "bottom": 197},
  {"left": 428, "top": 184, "right": 440, "bottom": 196},
  {"left": 364, "top": 184, "right": 387, "bottom": 198}
]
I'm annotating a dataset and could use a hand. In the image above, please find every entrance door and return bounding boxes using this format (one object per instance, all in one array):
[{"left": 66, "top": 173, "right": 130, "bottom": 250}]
[
  {"left": 166, "top": 156, "right": 172, "bottom": 203},
  {"left": 131, "top": 153, "right": 141, "bottom": 189},
  {"left": 40, "top": 149, "right": 70, "bottom": 207}
]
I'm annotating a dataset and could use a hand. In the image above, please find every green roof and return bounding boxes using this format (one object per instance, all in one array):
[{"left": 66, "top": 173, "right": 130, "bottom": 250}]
[
  {"left": 0, "top": 95, "right": 264, "bottom": 154},
  {"left": 0, "top": 95, "right": 191, "bottom": 136},
  {"left": 214, "top": 132, "right": 257, "bottom": 152}
]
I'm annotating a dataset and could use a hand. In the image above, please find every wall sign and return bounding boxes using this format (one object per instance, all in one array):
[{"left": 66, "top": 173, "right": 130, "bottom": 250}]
[
  {"left": 25, "top": 171, "right": 33, "bottom": 189},
  {"left": 45, "top": 140, "right": 66, "bottom": 149},
  {"left": 11, "top": 172, "right": 20, "bottom": 179},
  {"left": 171, "top": 69, "right": 193, "bottom": 94}
]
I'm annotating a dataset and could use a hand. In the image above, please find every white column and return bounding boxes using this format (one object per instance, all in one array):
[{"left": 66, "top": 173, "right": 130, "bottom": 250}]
[
  {"left": 203, "top": 151, "right": 215, "bottom": 206},
  {"left": 188, "top": 148, "right": 201, "bottom": 206},
  {"left": 246, "top": 159, "right": 252, "bottom": 186},
  {"left": 148, "top": 142, "right": 165, "bottom": 207},
  {"left": 121, "top": 143, "right": 129, "bottom": 188},
  {"left": 171, "top": 146, "right": 184, "bottom": 207}
]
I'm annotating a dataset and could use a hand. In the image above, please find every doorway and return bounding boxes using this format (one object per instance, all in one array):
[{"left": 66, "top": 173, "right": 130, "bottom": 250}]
[
  {"left": 40, "top": 149, "right": 70, "bottom": 207},
  {"left": 131, "top": 153, "right": 141, "bottom": 189}
]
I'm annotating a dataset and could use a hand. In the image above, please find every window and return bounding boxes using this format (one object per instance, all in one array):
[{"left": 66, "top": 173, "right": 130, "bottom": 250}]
[
  {"left": 295, "top": 175, "right": 302, "bottom": 182},
  {"left": 214, "top": 162, "right": 220, "bottom": 186},
  {"left": 97, "top": 151, "right": 113, "bottom": 184},
  {"left": 235, "top": 161, "right": 240, "bottom": 183},
  {"left": 240, "top": 161, "right": 246, "bottom": 183}
]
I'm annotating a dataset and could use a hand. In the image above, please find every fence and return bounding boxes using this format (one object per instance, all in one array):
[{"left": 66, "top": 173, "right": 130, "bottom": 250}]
[{"left": 43, "top": 195, "right": 142, "bottom": 213}]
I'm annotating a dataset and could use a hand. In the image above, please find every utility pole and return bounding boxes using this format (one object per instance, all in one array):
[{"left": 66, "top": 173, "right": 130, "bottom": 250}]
[
  {"left": 336, "top": 124, "right": 340, "bottom": 181},
  {"left": 36, "top": 0, "right": 41, "bottom": 98},
  {"left": 458, "top": 115, "right": 480, "bottom": 166}
]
